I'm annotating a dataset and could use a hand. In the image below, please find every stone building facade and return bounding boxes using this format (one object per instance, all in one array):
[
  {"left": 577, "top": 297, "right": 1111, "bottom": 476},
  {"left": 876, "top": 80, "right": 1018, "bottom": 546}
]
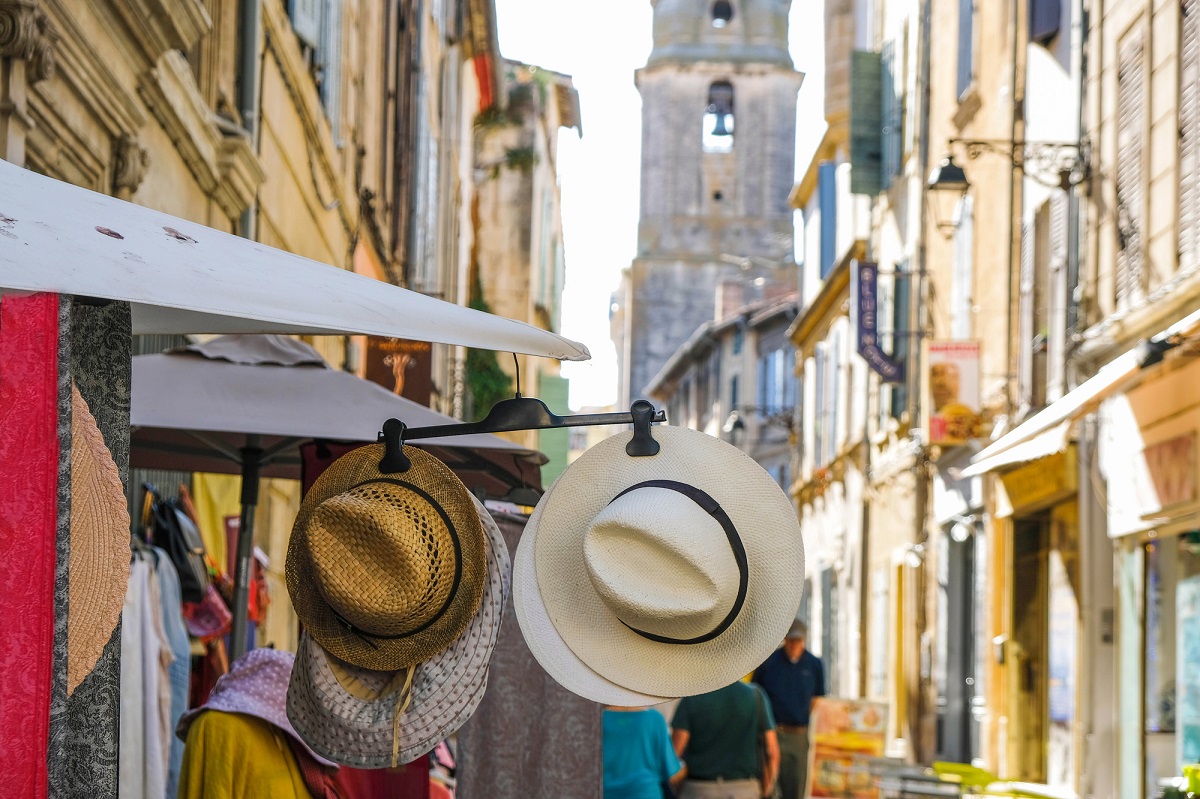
[{"left": 616, "top": 0, "right": 803, "bottom": 406}]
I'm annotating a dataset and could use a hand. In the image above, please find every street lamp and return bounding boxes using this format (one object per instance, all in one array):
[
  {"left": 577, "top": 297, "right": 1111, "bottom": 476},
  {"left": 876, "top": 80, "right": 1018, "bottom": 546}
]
[
  {"left": 926, "top": 154, "right": 970, "bottom": 239},
  {"left": 926, "top": 138, "right": 1090, "bottom": 240},
  {"left": 723, "top": 405, "right": 796, "bottom": 443}
]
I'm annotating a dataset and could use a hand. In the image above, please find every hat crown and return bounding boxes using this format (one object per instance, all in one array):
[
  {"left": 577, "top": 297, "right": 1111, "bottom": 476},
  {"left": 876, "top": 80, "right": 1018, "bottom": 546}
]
[
  {"left": 307, "top": 482, "right": 457, "bottom": 637},
  {"left": 583, "top": 487, "right": 739, "bottom": 641}
]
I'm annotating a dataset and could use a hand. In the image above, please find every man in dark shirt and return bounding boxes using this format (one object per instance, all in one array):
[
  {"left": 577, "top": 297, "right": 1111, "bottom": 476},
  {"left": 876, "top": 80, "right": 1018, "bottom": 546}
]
[
  {"left": 752, "top": 621, "right": 825, "bottom": 799},
  {"left": 670, "top": 680, "right": 779, "bottom": 799}
]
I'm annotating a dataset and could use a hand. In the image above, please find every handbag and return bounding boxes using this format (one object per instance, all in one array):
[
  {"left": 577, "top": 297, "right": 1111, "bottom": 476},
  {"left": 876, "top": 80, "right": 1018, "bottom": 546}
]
[
  {"left": 148, "top": 487, "right": 210, "bottom": 603},
  {"left": 182, "top": 584, "right": 233, "bottom": 641}
]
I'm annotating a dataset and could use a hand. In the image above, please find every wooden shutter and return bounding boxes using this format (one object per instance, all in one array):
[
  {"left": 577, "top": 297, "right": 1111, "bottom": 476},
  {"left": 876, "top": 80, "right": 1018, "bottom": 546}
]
[
  {"left": 819, "top": 161, "right": 838, "bottom": 278},
  {"left": 288, "top": 0, "right": 322, "bottom": 49},
  {"left": 1115, "top": 29, "right": 1146, "bottom": 311},
  {"left": 882, "top": 40, "right": 901, "bottom": 183},
  {"left": 1018, "top": 220, "right": 1034, "bottom": 407},
  {"left": 1029, "top": 0, "right": 1062, "bottom": 47},
  {"left": 1181, "top": 0, "right": 1200, "bottom": 271},
  {"left": 320, "top": 0, "right": 343, "bottom": 139},
  {"left": 956, "top": 0, "right": 974, "bottom": 98},
  {"left": 890, "top": 266, "right": 910, "bottom": 419},
  {"left": 850, "top": 51, "right": 884, "bottom": 195}
]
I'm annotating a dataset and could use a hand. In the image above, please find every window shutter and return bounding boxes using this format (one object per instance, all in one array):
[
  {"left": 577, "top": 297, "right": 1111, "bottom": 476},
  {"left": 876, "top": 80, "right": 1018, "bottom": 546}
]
[
  {"left": 288, "top": 0, "right": 322, "bottom": 49},
  {"left": 814, "top": 345, "right": 826, "bottom": 465},
  {"left": 951, "top": 196, "right": 975, "bottom": 339},
  {"left": 849, "top": 51, "right": 884, "bottom": 195},
  {"left": 1018, "top": 220, "right": 1034, "bottom": 407},
  {"left": 890, "top": 267, "right": 910, "bottom": 419},
  {"left": 956, "top": 0, "right": 974, "bottom": 98},
  {"left": 1180, "top": 0, "right": 1200, "bottom": 271},
  {"left": 320, "top": 0, "right": 343, "bottom": 139},
  {"left": 881, "top": 40, "right": 901, "bottom": 183},
  {"left": 819, "top": 161, "right": 838, "bottom": 278},
  {"left": 1029, "top": 0, "right": 1062, "bottom": 47},
  {"left": 1115, "top": 29, "right": 1146, "bottom": 310}
]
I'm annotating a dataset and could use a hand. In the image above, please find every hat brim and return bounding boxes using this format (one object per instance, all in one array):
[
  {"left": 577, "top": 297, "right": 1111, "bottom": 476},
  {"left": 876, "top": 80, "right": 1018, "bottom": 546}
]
[
  {"left": 531, "top": 427, "right": 805, "bottom": 697},
  {"left": 286, "top": 494, "right": 508, "bottom": 767},
  {"left": 513, "top": 477, "right": 672, "bottom": 706},
  {"left": 286, "top": 444, "right": 486, "bottom": 671}
]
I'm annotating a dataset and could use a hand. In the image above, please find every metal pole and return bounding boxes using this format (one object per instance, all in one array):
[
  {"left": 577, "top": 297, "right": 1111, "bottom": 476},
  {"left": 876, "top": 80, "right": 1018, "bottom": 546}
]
[{"left": 229, "top": 435, "right": 262, "bottom": 662}]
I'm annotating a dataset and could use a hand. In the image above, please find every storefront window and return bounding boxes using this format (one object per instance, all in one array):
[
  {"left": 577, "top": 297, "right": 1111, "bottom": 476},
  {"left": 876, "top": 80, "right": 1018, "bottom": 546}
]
[{"left": 1144, "top": 533, "right": 1200, "bottom": 787}]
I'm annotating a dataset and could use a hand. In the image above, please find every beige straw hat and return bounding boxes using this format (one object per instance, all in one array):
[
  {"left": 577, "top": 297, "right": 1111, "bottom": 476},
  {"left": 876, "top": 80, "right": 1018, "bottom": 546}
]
[
  {"left": 287, "top": 494, "right": 509, "bottom": 767},
  {"left": 513, "top": 475, "right": 671, "bottom": 707},
  {"left": 286, "top": 443, "right": 486, "bottom": 672},
  {"left": 68, "top": 384, "right": 131, "bottom": 696},
  {"left": 517, "top": 425, "right": 804, "bottom": 699}
]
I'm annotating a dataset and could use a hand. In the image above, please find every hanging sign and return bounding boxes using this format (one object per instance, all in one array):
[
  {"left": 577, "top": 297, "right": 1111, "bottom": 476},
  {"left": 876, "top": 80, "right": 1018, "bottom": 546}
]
[
  {"left": 851, "top": 260, "right": 905, "bottom": 384},
  {"left": 923, "top": 340, "right": 983, "bottom": 446}
]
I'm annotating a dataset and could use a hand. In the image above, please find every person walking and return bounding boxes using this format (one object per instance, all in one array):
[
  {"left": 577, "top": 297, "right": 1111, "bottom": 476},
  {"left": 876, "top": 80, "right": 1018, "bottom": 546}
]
[
  {"left": 670, "top": 681, "right": 779, "bottom": 799},
  {"left": 752, "top": 621, "right": 826, "bottom": 799},
  {"left": 603, "top": 705, "right": 686, "bottom": 799}
]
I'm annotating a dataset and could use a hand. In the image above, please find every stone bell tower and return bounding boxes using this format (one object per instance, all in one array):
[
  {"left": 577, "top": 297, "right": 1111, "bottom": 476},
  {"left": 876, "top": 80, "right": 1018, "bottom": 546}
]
[{"left": 618, "top": 0, "right": 803, "bottom": 406}]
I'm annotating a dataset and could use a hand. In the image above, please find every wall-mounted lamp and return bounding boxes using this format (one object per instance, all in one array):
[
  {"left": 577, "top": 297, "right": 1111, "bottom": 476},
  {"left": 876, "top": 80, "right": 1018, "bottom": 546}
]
[
  {"left": 926, "top": 155, "right": 970, "bottom": 240},
  {"left": 926, "top": 138, "right": 1090, "bottom": 240},
  {"left": 949, "top": 514, "right": 977, "bottom": 543}
]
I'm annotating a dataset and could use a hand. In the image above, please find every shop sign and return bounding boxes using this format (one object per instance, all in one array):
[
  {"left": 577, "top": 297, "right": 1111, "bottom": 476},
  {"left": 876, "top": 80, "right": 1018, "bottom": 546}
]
[
  {"left": 365, "top": 337, "right": 433, "bottom": 405},
  {"left": 851, "top": 261, "right": 905, "bottom": 384},
  {"left": 809, "top": 697, "right": 888, "bottom": 798},
  {"left": 998, "top": 448, "right": 1077, "bottom": 514},
  {"left": 923, "top": 340, "right": 983, "bottom": 446},
  {"left": 1143, "top": 433, "right": 1197, "bottom": 510}
]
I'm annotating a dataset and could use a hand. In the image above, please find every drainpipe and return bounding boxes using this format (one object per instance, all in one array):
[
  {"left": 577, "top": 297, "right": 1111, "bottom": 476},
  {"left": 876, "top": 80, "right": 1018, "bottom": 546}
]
[
  {"left": 238, "top": 0, "right": 263, "bottom": 242},
  {"left": 404, "top": 0, "right": 426, "bottom": 287}
]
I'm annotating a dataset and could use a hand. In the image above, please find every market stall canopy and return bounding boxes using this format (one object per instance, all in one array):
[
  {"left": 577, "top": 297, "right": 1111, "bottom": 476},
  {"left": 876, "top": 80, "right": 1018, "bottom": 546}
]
[
  {"left": 0, "top": 161, "right": 589, "bottom": 361},
  {"left": 130, "top": 334, "right": 545, "bottom": 489}
]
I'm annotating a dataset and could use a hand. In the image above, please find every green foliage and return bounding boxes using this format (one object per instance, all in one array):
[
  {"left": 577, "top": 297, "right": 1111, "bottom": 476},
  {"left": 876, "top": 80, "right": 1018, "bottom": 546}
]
[{"left": 464, "top": 272, "right": 513, "bottom": 421}]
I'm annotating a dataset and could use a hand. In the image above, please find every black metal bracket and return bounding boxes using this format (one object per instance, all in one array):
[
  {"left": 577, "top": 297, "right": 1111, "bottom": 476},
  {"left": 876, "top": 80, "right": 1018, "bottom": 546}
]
[
  {"left": 626, "top": 399, "right": 660, "bottom": 457},
  {"left": 375, "top": 398, "right": 666, "bottom": 469},
  {"left": 377, "top": 418, "right": 412, "bottom": 474}
]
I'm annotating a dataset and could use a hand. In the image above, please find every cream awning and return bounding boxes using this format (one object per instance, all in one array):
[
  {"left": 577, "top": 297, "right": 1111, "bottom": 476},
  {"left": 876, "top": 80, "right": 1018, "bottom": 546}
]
[
  {"left": 0, "top": 160, "right": 589, "bottom": 361},
  {"left": 960, "top": 305, "right": 1200, "bottom": 477}
]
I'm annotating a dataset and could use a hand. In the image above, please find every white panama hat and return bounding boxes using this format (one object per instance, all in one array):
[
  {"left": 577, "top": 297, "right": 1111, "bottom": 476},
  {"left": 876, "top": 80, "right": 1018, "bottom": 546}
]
[
  {"left": 516, "top": 425, "right": 805, "bottom": 699},
  {"left": 513, "top": 476, "right": 671, "bottom": 707}
]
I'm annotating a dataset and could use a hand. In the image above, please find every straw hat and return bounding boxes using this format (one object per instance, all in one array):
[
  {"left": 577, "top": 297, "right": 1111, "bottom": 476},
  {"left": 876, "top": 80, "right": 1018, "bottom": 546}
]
[
  {"left": 285, "top": 443, "right": 486, "bottom": 672},
  {"left": 517, "top": 426, "right": 804, "bottom": 699},
  {"left": 68, "top": 384, "right": 131, "bottom": 697},
  {"left": 513, "top": 476, "right": 671, "bottom": 707},
  {"left": 287, "top": 494, "right": 509, "bottom": 768}
]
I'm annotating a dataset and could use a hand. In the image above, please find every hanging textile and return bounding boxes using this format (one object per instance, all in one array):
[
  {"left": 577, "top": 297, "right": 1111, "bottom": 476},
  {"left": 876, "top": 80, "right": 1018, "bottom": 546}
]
[
  {"left": 0, "top": 293, "right": 61, "bottom": 798},
  {"left": 455, "top": 510, "right": 603, "bottom": 799},
  {"left": 118, "top": 555, "right": 174, "bottom": 799},
  {"left": 60, "top": 300, "right": 132, "bottom": 799},
  {"left": 152, "top": 548, "right": 192, "bottom": 799}
]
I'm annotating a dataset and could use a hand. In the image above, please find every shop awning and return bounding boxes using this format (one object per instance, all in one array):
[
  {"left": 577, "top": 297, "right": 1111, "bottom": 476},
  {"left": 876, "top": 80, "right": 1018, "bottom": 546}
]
[
  {"left": 0, "top": 160, "right": 589, "bottom": 361},
  {"left": 960, "top": 305, "right": 1200, "bottom": 478}
]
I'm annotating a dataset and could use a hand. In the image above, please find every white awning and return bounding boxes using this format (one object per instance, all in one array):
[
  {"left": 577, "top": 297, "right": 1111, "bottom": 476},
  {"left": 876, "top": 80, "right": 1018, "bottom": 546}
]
[
  {"left": 960, "top": 305, "right": 1200, "bottom": 477},
  {"left": 958, "top": 421, "right": 1072, "bottom": 478},
  {"left": 0, "top": 160, "right": 589, "bottom": 361}
]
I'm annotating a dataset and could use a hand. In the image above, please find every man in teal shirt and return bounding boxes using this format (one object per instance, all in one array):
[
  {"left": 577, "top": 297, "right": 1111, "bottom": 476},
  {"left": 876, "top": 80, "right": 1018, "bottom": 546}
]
[{"left": 670, "top": 681, "right": 779, "bottom": 799}]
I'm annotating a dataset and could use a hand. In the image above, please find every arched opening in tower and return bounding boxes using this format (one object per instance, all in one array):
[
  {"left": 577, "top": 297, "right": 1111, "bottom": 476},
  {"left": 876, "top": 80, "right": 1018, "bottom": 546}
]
[{"left": 703, "top": 80, "right": 735, "bottom": 153}]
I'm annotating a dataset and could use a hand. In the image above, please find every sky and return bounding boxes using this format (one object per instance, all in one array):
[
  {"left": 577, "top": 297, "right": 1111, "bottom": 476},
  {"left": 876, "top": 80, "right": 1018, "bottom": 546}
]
[{"left": 494, "top": 0, "right": 828, "bottom": 410}]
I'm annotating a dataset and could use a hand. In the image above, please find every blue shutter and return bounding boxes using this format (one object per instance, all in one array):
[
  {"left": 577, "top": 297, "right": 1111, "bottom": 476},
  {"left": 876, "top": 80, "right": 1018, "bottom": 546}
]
[
  {"left": 1029, "top": 0, "right": 1062, "bottom": 47},
  {"left": 289, "top": 0, "right": 322, "bottom": 49},
  {"left": 890, "top": 266, "right": 911, "bottom": 419},
  {"left": 956, "top": 0, "right": 974, "bottom": 98},
  {"left": 320, "top": 0, "right": 343, "bottom": 139},
  {"left": 819, "top": 161, "right": 837, "bottom": 279}
]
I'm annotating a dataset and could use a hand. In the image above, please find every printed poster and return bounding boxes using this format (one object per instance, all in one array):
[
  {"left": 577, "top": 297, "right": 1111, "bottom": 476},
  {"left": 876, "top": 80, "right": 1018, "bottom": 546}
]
[
  {"left": 923, "top": 340, "right": 982, "bottom": 446},
  {"left": 809, "top": 697, "right": 888, "bottom": 798}
]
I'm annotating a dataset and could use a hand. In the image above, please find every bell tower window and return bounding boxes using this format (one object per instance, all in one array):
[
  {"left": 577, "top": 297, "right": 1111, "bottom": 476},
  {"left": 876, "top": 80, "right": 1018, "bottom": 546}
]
[
  {"left": 703, "top": 80, "right": 735, "bottom": 152},
  {"left": 712, "top": 1, "right": 734, "bottom": 28}
]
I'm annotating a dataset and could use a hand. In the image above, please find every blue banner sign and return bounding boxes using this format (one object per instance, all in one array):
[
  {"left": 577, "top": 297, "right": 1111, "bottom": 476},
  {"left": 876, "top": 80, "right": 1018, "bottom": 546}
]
[{"left": 851, "top": 260, "right": 905, "bottom": 384}]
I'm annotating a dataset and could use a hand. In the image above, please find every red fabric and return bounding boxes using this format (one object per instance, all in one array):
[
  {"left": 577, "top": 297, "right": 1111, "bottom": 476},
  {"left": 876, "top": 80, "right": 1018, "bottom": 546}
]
[
  {"left": 333, "top": 755, "right": 430, "bottom": 799},
  {"left": 0, "top": 294, "right": 60, "bottom": 798}
]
